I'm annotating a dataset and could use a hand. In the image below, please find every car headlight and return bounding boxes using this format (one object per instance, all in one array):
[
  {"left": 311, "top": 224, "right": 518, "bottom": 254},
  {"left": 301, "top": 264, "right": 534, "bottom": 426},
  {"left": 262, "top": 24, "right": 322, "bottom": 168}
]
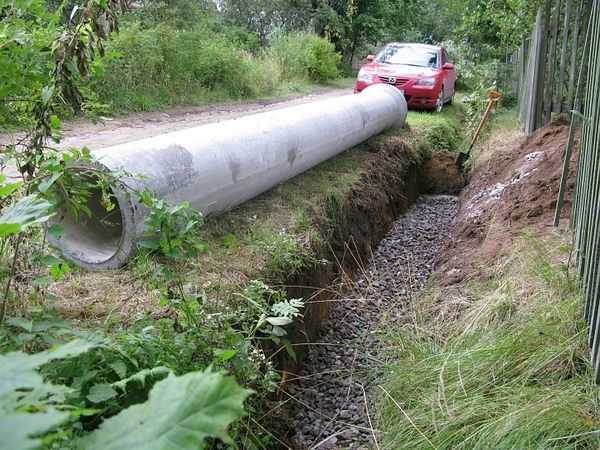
[
  {"left": 415, "top": 77, "right": 436, "bottom": 86},
  {"left": 358, "top": 69, "right": 374, "bottom": 82}
]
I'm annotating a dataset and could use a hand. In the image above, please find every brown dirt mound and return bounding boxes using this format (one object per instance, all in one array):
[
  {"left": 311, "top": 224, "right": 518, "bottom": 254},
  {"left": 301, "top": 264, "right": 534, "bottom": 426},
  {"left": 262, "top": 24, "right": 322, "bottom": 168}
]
[{"left": 436, "top": 118, "right": 579, "bottom": 285}]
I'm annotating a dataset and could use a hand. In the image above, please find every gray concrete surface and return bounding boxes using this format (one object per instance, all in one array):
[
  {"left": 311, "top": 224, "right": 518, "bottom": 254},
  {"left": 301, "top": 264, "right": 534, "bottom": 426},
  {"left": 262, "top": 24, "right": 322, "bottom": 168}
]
[{"left": 49, "top": 84, "right": 408, "bottom": 269}]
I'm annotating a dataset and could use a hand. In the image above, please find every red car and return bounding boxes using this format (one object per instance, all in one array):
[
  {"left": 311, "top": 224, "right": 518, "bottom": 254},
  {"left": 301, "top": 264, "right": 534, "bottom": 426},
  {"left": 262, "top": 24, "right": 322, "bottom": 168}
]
[{"left": 354, "top": 43, "right": 457, "bottom": 112}]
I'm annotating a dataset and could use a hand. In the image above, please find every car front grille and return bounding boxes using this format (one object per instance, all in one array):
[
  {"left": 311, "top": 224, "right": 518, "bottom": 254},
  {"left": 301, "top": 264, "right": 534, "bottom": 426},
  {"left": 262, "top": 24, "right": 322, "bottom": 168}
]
[{"left": 377, "top": 75, "right": 410, "bottom": 87}]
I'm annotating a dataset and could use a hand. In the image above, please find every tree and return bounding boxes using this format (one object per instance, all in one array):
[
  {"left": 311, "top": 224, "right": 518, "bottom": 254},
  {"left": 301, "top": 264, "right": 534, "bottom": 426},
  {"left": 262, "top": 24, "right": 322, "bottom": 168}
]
[
  {"left": 219, "top": 0, "right": 313, "bottom": 44},
  {"left": 457, "top": 0, "right": 541, "bottom": 54}
]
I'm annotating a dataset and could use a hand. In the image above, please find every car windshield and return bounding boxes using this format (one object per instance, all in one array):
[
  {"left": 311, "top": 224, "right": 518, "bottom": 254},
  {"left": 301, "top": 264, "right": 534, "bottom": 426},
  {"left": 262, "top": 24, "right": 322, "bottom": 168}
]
[{"left": 376, "top": 45, "right": 438, "bottom": 68}]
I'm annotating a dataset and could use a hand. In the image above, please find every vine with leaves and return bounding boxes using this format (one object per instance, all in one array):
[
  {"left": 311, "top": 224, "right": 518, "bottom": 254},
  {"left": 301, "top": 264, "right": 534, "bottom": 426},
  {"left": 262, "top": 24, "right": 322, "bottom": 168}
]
[{"left": 0, "top": 0, "right": 128, "bottom": 324}]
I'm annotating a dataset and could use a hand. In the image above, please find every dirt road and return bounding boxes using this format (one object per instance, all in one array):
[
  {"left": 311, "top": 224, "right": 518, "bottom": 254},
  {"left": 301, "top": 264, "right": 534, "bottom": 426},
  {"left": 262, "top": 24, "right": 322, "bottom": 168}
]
[{"left": 1, "top": 86, "right": 351, "bottom": 152}]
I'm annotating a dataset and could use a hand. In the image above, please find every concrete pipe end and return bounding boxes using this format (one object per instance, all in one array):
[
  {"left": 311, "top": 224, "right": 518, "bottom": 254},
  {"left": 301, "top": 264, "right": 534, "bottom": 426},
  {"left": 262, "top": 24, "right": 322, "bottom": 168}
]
[
  {"left": 48, "top": 162, "right": 139, "bottom": 270},
  {"left": 362, "top": 83, "right": 408, "bottom": 127}
]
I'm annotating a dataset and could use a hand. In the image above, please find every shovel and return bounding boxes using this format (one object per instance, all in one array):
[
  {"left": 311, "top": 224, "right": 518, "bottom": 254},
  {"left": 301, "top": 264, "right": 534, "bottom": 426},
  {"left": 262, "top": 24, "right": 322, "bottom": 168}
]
[{"left": 456, "top": 89, "right": 502, "bottom": 168}]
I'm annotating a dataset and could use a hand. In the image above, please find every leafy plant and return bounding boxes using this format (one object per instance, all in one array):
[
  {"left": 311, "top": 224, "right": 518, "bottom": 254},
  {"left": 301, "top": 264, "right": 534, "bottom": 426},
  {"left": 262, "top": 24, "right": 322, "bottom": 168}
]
[
  {"left": 0, "top": 339, "right": 96, "bottom": 450},
  {"left": 138, "top": 189, "right": 206, "bottom": 259},
  {"left": 1, "top": 309, "right": 73, "bottom": 352},
  {"left": 240, "top": 280, "right": 304, "bottom": 360},
  {"left": 1, "top": 0, "right": 272, "bottom": 447},
  {"left": 0, "top": 336, "right": 252, "bottom": 449},
  {"left": 80, "top": 368, "right": 252, "bottom": 450},
  {"left": 424, "top": 119, "right": 463, "bottom": 152}
]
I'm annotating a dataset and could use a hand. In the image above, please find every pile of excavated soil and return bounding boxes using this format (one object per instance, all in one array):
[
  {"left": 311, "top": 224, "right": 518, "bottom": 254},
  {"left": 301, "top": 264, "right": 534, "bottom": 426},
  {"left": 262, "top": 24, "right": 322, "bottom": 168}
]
[
  {"left": 288, "top": 196, "right": 458, "bottom": 449},
  {"left": 436, "top": 118, "right": 579, "bottom": 285}
]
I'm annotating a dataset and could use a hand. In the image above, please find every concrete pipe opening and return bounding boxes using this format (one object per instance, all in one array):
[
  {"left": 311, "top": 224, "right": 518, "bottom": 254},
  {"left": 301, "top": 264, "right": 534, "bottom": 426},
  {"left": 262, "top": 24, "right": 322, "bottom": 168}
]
[{"left": 50, "top": 170, "right": 136, "bottom": 270}]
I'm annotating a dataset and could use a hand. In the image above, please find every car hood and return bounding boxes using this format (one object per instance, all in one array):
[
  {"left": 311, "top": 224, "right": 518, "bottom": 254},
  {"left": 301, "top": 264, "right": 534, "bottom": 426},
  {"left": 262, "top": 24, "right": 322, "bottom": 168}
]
[{"left": 373, "top": 64, "right": 438, "bottom": 78}]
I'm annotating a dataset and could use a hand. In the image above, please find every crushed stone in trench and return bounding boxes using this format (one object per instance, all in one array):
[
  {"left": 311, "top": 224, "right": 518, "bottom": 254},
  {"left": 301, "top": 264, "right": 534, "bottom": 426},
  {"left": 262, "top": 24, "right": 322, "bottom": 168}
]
[{"left": 288, "top": 195, "right": 458, "bottom": 449}]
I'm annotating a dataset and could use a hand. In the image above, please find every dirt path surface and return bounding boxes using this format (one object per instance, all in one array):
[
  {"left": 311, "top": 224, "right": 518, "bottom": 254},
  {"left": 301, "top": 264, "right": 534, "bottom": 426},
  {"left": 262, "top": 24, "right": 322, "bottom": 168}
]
[
  {"left": 0, "top": 87, "right": 350, "bottom": 151},
  {"left": 288, "top": 195, "right": 458, "bottom": 449}
]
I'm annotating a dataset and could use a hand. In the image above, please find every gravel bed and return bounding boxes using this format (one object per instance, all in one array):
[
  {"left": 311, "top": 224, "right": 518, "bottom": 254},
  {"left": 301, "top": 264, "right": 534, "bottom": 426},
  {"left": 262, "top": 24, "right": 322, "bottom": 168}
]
[{"left": 288, "top": 195, "right": 458, "bottom": 449}]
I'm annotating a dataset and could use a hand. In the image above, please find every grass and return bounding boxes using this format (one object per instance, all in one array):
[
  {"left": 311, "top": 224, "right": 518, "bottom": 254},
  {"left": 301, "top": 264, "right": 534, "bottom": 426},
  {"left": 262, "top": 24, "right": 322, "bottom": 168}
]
[
  {"left": 470, "top": 107, "right": 522, "bottom": 169},
  {"left": 375, "top": 236, "right": 600, "bottom": 449},
  {"left": 104, "top": 76, "right": 355, "bottom": 116},
  {"left": 193, "top": 141, "right": 394, "bottom": 302},
  {"left": 406, "top": 99, "right": 466, "bottom": 152}
]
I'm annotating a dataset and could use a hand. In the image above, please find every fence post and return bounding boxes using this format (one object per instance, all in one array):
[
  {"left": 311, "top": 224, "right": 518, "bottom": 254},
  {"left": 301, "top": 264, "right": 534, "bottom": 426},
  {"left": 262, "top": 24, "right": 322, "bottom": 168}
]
[
  {"left": 523, "top": 3, "right": 551, "bottom": 134},
  {"left": 518, "top": 39, "right": 530, "bottom": 124},
  {"left": 568, "top": 0, "right": 584, "bottom": 107},
  {"left": 556, "top": 0, "right": 572, "bottom": 111},
  {"left": 554, "top": 13, "right": 592, "bottom": 227},
  {"left": 544, "top": 0, "right": 562, "bottom": 122}
]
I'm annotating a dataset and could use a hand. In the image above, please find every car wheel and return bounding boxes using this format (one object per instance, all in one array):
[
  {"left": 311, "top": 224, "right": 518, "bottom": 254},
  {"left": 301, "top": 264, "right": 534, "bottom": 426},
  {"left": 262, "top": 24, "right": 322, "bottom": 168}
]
[{"left": 435, "top": 89, "right": 444, "bottom": 113}]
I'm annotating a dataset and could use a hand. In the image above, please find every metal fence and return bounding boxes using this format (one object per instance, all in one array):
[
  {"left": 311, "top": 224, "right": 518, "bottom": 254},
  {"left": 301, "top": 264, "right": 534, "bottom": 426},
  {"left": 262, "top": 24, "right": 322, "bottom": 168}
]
[
  {"left": 518, "top": 0, "right": 600, "bottom": 381},
  {"left": 571, "top": 0, "right": 600, "bottom": 383}
]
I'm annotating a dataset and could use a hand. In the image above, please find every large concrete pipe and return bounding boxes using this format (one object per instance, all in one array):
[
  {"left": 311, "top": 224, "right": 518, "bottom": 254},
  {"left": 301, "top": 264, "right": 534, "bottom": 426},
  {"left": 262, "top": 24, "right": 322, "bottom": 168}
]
[{"left": 50, "top": 84, "right": 407, "bottom": 269}]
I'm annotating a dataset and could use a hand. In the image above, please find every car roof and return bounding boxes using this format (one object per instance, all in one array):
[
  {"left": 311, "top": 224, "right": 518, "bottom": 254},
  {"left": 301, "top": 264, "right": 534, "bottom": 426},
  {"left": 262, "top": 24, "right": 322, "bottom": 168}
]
[{"left": 384, "top": 43, "right": 441, "bottom": 51}]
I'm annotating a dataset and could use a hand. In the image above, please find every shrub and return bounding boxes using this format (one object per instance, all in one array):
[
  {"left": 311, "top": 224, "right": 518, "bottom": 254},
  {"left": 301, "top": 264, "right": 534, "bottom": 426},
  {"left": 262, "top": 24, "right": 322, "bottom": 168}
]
[
  {"left": 90, "top": 23, "right": 342, "bottom": 113},
  {"left": 305, "top": 35, "right": 341, "bottom": 81},
  {"left": 425, "top": 119, "right": 462, "bottom": 151},
  {"left": 91, "top": 22, "right": 280, "bottom": 111},
  {"left": 269, "top": 32, "right": 341, "bottom": 82}
]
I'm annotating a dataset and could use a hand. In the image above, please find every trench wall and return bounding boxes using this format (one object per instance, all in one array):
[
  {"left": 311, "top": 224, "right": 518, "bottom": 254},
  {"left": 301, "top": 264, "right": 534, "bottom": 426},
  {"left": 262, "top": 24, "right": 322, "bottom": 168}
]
[{"left": 282, "top": 135, "right": 457, "bottom": 359}]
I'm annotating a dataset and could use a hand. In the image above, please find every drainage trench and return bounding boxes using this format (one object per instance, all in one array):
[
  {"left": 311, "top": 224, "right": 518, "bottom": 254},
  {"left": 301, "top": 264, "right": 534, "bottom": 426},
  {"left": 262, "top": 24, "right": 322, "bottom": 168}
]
[{"left": 287, "top": 194, "right": 459, "bottom": 449}]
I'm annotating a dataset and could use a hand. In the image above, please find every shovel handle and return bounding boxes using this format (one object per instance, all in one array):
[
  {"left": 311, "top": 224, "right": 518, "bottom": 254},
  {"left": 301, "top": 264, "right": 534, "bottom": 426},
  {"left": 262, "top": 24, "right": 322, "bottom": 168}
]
[{"left": 456, "top": 89, "right": 502, "bottom": 168}]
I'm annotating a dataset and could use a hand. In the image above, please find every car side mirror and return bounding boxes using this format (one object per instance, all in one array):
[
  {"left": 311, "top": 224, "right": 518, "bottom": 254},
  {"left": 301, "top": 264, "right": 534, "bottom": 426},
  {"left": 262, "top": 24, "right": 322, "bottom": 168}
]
[
  {"left": 366, "top": 54, "right": 375, "bottom": 63},
  {"left": 443, "top": 62, "right": 455, "bottom": 70}
]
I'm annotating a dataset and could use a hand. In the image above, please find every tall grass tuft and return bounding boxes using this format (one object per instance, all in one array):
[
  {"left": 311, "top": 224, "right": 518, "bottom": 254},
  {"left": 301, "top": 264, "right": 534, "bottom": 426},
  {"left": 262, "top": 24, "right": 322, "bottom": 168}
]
[{"left": 376, "top": 238, "right": 600, "bottom": 449}]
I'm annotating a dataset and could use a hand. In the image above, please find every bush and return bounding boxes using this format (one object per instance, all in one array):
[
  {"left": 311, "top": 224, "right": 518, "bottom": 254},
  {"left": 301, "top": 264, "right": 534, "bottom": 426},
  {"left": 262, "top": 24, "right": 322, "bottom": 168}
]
[
  {"left": 425, "top": 119, "right": 463, "bottom": 151},
  {"left": 305, "top": 35, "right": 341, "bottom": 81},
  {"left": 269, "top": 32, "right": 341, "bottom": 82},
  {"left": 91, "top": 22, "right": 280, "bottom": 111},
  {"left": 90, "top": 25, "right": 340, "bottom": 112}
]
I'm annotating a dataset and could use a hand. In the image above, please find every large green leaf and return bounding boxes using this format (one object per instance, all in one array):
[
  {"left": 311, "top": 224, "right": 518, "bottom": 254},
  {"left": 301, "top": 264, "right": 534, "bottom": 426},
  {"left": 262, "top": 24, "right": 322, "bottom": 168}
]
[
  {"left": 111, "top": 366, "right": 171, "bottom": 391},
  {"left": 0, "top": 339, "right": 95, "bottom": 396},
  {"left": 0, "top": 340, "right": 96, "bottom": 450},
  {"left": 0, "top": 194, "right": 54, "bottom": 237},
  {"left": 79, "top": 368, "right": 252, "bottom": 450},
  {"left": 0, "top": 174, "right": 22, "bottom": 198},
  {"left": 87, "top": 383, "right": 118, "bottom": 404},
  {"left": 0, "top": 409, "right": 69, "bottom": 450}
]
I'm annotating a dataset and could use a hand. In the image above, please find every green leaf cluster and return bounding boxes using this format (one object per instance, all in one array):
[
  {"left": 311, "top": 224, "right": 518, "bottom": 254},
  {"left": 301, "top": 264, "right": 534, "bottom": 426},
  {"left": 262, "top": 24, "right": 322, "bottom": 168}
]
[
  {"left": 0, "top": 340, "right": 95, "bottom": 450},
  {"left": 80, "top": 369, "right": 252, "bottom": 450},
  {"left": 0, "top": 337, "right": 251, "bottom": 450}
]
